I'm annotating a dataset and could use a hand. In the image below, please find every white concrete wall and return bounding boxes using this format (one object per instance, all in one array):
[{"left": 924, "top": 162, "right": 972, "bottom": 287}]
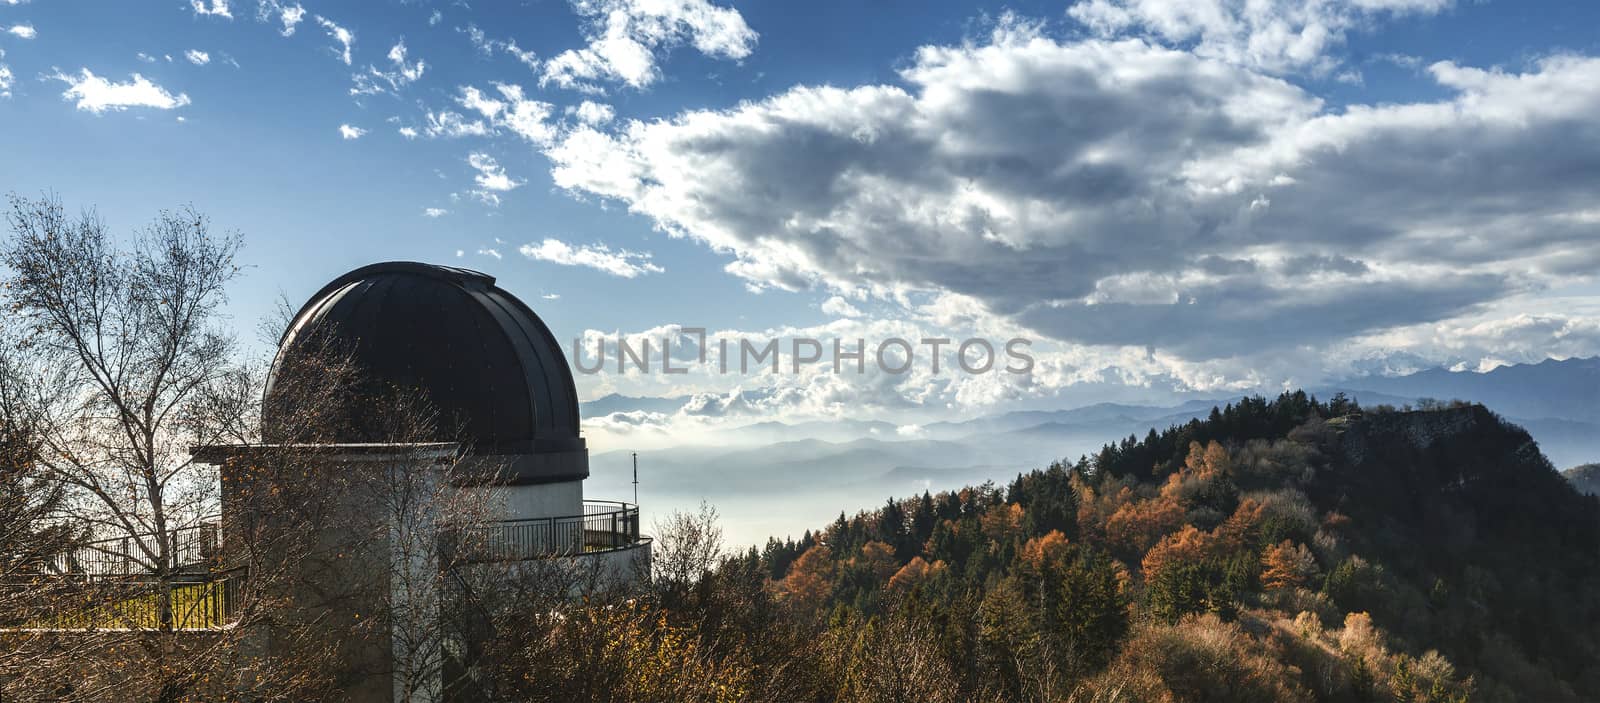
[
  {"left": 579, "top": 539, "right": 650, "bottom": 587},
  {"left": 495, "top": 479, "right": 584, "bottom": 521},
  {"left": 489, "top": 539, "right": 652, "bottom": 594},
  {"left": 451, "top": 478, "right": 584, "bottom": 522}
]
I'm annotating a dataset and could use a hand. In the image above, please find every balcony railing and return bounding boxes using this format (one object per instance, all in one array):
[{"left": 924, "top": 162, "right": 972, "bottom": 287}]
[
  {"left": 11, "top": 569, "right": 248, "bottom": 630},
  {"left": 444, "top": 500, "right": 643, "bottom": 563},
  {"left": 47, "top": 521, "right": 222, "bottom": 577},
  {"left": 14, "top": 521, "right": 236, "bottom": 630}
]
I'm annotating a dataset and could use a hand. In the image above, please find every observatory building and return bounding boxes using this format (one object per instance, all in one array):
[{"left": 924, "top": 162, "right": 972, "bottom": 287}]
[
  {"left": 195, "top": 262, "right": 648, "bottom": 702},
  {"left": 267, "top": 261, "right": 594, "bottom": 517}
]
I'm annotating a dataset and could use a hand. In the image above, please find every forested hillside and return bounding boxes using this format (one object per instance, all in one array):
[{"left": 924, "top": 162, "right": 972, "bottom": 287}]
[{"left": 492, "top": 393, "right": 1600, "bottom": 702}]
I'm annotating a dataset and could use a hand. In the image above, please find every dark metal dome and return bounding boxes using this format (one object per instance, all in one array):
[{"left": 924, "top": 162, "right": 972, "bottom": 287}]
[{"left": 266, "top": 262, "right": 584, "bottom": 465}]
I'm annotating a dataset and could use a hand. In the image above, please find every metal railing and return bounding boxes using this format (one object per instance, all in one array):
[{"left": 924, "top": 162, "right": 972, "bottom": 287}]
[
  {"left": 5, "top": 568, "right": 247, "bottom": 630},
  {"left": 444, "top": 500, "right": 643, "bottom": 563},
  {"left": 47, "top": 521, "right": 221, "bottom": 577}
]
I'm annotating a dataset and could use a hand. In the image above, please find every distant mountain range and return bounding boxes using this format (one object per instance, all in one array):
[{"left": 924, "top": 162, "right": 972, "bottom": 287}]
[
  {"left": 584, "top": 358, "right": 1599, "bottom": 544},
  {"left": 581, "top": 393, "right": 694, "bottom": 417},
  {"left": 1328, "top": 356, "right": 1599, "bottom": 423},
  {"left": 584, "top": 356, "right": 1599, "bottom": 466}
]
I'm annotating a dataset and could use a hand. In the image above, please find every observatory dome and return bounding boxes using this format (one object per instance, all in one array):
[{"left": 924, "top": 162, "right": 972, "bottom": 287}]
[{"left": 265, "top": 262, "right": 585, "bottom": 479}]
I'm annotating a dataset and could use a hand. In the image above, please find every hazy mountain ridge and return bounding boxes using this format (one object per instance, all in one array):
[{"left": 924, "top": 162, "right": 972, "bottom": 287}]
[
  {"left": 588, "top": 358, "right": 1599, "bottom": 544},
  {"left": 581, "top": 393, "right": 693, "bottom": 417},
  {"left": 585, "top": 357, "right": 1596, "bottom": 427},
  {"left": 1334, "top": 356, "right": 1599, "bottom": 422},
  {"left": 594, "top": 436, "right": 998, "bottom": 497},
  {"left": 587, "top": 357, "right": 1598, "bottom": 465}
]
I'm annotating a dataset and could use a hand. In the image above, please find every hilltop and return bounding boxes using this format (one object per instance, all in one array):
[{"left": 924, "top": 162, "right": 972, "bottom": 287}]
[{"left": 516, "top": 392, "right": 1600, "bottom": 702}]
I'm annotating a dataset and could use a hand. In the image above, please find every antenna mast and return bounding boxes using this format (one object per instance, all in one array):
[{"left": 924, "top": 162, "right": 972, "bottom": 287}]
[{"left": 632, "top": 452, "right": 639, "bottom": 506}]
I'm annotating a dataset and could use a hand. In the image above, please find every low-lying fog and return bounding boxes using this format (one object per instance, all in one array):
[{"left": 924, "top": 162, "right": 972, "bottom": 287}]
[{"left": 580, "top": 360, "right": 1600, "bottom": 548}]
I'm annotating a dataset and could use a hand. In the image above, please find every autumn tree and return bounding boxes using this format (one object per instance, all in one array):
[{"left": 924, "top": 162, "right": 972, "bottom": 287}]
[
  {"left": 853, "top": 540, "right": 899, "bottom": 583},
  {"left": 886, "top": 556, "right": 943, "bottom": 595},
  {"left": 778, "top": 544, "right": 834, "bottom": 614},
  {"left": 1085, "top": 614, "right": 1312, "bottom": 703},
  {"left": 1261, "top": 540, "right": 1319, "bottom": 591},
  {"left": 1104, "top": 495, "right": 1184, "bottom": 557},
  {"left": 841, "top": 609, "right": 961, "bottom": 703}
]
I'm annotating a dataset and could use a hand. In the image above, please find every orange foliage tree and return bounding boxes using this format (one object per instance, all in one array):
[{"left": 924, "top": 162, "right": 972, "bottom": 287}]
[
  {"left": 1260, "top": 540, "right": 1319, "bottom": 590},
  {"left": 1105, "top": 496, "right": 1185, "bottom": 557},
  {"left": 1141, "top": 525, "right": 1215, "bottom": 579},
  {"left": 779, "top": 545, "right": 835, "bottom": 613}
]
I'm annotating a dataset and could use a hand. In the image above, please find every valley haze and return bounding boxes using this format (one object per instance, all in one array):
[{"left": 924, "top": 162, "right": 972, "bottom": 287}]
[{"left": 584, "top": 357, "right": 1600, "bottom": 546}]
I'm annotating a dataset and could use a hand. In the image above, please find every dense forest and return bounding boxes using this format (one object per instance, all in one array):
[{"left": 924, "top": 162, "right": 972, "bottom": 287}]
[{"left": 491, "top": 392, "right": 1600, "bottom": 702}]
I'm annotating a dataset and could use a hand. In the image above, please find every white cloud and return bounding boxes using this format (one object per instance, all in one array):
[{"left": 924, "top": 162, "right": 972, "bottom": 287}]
[
  {"left": 545, "top": 32, "right": 1600, "bottom": 365},
  {"left": 184, "top": 49, "right": 210, "bottom": 65},
  {"left": 519, "top": 238, "right": 665, "bottom": 278},
  {"left": 387, "top": 41, "right": 424, "bottom": 82},
  {"left": 423, "top": 110, "right": 491, "bottom": 138},
  {"left": 256, "top": 1, "right": 305, "bottom": 36},
  {"left": 338, "top": 123, "right": 366, "bottom": 139},
  {"left": 570, "top": 100, "right": 614, "bottom": 125},
  {"left": 479, "top": 248, "right": 503, "bottom": 259},
  {"left": 6, "top": 24, "right": 35, "bottom": 39},
  {"left": 542, "top": 0, "right": 757, "bottom": 91},
  {"left": 464, "top": 24, "right": 492, "bottom": 56},
  {"left": 0, "top": 63, "right": 12, "bottom": 99},
  {"left": 136, "top": 52, "right": 158, "bottom": 63},
  {"left": 315, "top": 15, "right": 354, "bottom": 65},
  {"left": 567, "top": 316, "right": 1053, "bottom": 433},
  {"left": 1067, "top": 0, "right": 1452, "bottom": 74},
  {"left": 453, "top": 83, "right": 557, "bottom": 145},
  {"left": 50, "top": 69, "right": 191, "bottom": 113},
  {"left": 429, "top": 10, "right": 442, "bottom": 27},
  {"left": 896, "top": 424, "right": 925, "bottom": 437},
  {"left": 543, "top": 293, "right": 562, "bottom": 300},
  {"left": 467, "top": 152, "right": 522, "bottom": 205},
  {"left": 398, "top": 126, "right": 419, "bottom": 139},
  {"left": 503, "top": 41, "right": 539, "bottom": 71},
  {"left": 459, "top": 25, "right": 540, "bottom": 71},
  {"left": 354, "top": 39, "right": 426, "bottom": 95},
  {"left": 423, "top": 207, "right": 448, "bottom": 217},
  {"left": 190, "top": 0, "right": 231, "bottom": 19},
  {"left": 821, "top": 296, "right": 862, "bottom": 318}
]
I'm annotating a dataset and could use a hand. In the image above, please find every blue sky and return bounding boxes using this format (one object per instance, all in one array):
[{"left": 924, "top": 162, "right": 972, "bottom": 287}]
[{"left": 3, "top": 0, "right": 1599, "bottom": 442}]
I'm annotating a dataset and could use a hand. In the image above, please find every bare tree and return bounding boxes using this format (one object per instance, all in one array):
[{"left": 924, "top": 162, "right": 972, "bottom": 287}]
[
  {"left": 0, "top": 315, "right": 90, "bottom": 694},
  {"left": 651, "top": 501, "right": 724, "bottom": 609},
  {"left": 2, "top": 194, "right": 247, "bottom": 616},
  {"left": 0, "top": 195, "right": 570, "bottom": 701}
]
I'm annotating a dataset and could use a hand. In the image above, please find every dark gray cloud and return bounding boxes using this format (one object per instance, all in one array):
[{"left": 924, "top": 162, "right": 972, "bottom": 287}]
[
  {"left": 1016, "top": 273, "right": 1506, "bottom": 357},
  {"left": 546, "top": 35, "right": 1600, "bottom": 361}
]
